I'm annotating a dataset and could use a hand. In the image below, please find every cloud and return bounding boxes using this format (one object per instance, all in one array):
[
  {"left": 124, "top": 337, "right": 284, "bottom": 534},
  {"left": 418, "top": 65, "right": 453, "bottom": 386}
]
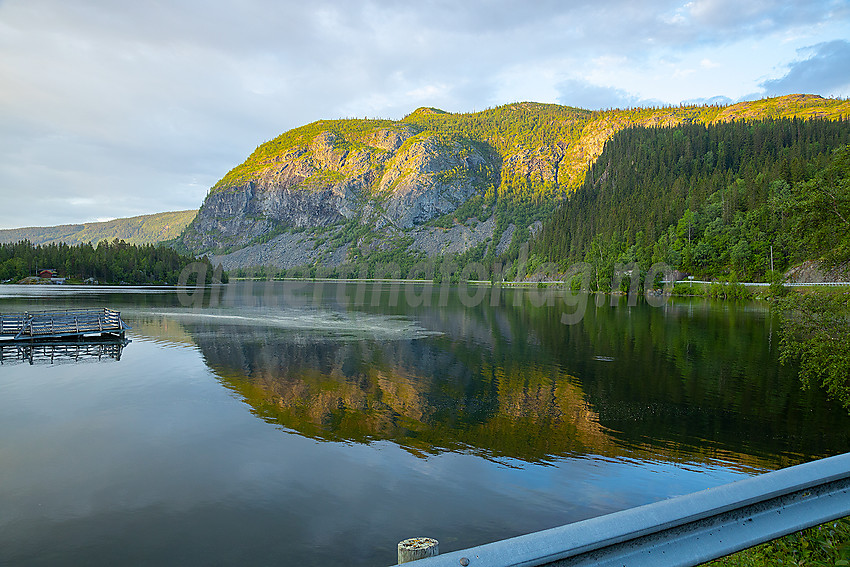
[
  {"left": 680, "top": 95, "right": 734, "bottom": 106},
  {"left": 761, "top": 40, "right": 850, "bottom": 96},
  {"left": 0, "top": 0, "right": 848, "bottom": 229},
  {"left": 663, "top": 0, "right": 845, "bottom": 41},
  {"left": 555, "top": 79, "right": 661, "bottom": 110}
]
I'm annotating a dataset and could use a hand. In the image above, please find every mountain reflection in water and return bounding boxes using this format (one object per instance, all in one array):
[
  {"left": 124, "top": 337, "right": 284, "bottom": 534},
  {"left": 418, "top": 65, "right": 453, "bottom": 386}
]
[
  {"left": 3, "top": 283, "right": 850, "bottom": 566},
  {"left": 130, "top": 283, "right": 850, "bottom": 472}
]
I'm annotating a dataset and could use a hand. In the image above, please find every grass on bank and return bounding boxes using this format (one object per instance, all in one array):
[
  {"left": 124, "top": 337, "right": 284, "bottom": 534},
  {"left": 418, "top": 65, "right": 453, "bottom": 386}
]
[
  {"left": 671, "top": 281, "right": 850, "bottom": 301},
  {"left": 705, "top": 516, "right": 850, "bottom": 566}
]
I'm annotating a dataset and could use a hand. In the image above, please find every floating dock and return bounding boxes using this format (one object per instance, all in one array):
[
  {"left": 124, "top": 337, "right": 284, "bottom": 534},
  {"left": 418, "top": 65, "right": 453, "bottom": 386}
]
[{"left": 0, "top": 308, "right": 129, "bottom": 342}]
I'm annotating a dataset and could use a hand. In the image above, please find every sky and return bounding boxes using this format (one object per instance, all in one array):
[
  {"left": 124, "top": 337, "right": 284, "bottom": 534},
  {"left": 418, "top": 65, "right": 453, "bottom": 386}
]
[{"left": 1, "top": 0, "right": 849, "bottom": 230}]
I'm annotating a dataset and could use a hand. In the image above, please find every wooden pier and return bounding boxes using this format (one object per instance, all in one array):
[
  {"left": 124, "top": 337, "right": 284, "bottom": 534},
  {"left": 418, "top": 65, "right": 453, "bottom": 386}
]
[{"left": 0, "top": 308, "right": 129, "bottom": 342}]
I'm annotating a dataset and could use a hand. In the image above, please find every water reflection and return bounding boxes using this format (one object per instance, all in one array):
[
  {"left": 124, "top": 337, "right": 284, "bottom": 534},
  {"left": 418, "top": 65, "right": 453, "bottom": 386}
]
[
  {"left": 132, "top": 283, "right": 850, "bottom": 472},
  {"left": 0, "top": 338, "right": 128, "bottom": 365},
  {"left": 201, "top": 331, "right": 603, "bottom": 462},
  {"left": 3, "top": 283, "right": 850, "bottom": 566},
  {"left": 141, "top": 306, "right": 440, "bottom": 341}
]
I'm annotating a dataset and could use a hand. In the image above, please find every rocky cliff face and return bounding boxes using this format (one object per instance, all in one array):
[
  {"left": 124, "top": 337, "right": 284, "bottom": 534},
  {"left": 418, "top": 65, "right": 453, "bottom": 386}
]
[{"left": 179, "top": 124, "right": 499, "bottom": 254}]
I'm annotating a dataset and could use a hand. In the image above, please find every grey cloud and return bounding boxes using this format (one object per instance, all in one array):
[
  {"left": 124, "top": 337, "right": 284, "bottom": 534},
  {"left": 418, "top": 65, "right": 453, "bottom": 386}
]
[
  {"left": 761, "top": 40, "right": 850, "bottom": 96},
  {"left": 1, "top": 0, "right": 849, "bottom": 228},
  {"left": 684, "top": 0, "right": 824, "bottom": 30},
  {"left": 655, "top": 0, "right": 846, "bottom": 45}
]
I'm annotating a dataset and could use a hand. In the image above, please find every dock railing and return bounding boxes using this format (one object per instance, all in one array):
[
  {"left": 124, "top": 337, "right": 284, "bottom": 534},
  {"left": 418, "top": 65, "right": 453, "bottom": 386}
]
[
  {"left": 398, "top": 452, "right": 850, "bottom": 567},
  {"left": 1, "top": 308, "right": 127, "bottom": 340},
  {"left": 0, "top": 313, "right": 27, "bottom": 336}
]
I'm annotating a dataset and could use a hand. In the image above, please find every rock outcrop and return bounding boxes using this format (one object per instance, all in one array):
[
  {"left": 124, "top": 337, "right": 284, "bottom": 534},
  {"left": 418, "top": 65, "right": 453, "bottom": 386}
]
[
  {"left": 179, "top": 124, "right": 499, "bottom": 254},
  {"left": 785, "top": 260, "right": 850, "bottom": 283}
]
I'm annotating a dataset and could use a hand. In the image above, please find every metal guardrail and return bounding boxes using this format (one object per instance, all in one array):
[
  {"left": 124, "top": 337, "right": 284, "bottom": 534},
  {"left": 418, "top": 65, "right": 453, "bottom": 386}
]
[
  {"left": 402, "top": 452, "right": 850, "bottom": 567},
  {"left": 669, "top": 280, "right": 850, "bottom": 287}
]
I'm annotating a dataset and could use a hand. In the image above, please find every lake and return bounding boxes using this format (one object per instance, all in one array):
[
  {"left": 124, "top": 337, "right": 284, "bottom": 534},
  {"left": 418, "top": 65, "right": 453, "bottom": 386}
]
[{"left": 1, "top": 281, "right": 849, "bottom": 566}]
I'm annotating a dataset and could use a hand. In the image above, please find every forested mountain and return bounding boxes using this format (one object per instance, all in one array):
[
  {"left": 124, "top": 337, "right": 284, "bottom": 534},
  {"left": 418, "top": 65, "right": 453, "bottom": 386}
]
[
  {"left": 175, "top": 94, "right": 850, "bottom": 274},
  {"left": 0, "top": 239, "right": 218, "bottom": 285},
  {"left": 0, "top": 210, "right": 196, "bottom": 246},
  {"left": 5, "top": 95, "right": 848, "bottom": 280},
  {"left": 531, "top": 117, "right": 850, "bottom": 283}
]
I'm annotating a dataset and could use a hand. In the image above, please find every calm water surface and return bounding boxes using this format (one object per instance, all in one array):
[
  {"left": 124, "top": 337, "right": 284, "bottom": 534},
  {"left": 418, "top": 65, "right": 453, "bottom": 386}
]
[{"left": 1, "top": 282, "right": 849, "bottom": 566}]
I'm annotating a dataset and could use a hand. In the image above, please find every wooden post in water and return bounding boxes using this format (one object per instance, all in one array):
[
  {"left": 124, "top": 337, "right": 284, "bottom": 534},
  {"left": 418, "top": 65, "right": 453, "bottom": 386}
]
[{"left": 398, "top": 537, "right": 439, "bottom": 563}]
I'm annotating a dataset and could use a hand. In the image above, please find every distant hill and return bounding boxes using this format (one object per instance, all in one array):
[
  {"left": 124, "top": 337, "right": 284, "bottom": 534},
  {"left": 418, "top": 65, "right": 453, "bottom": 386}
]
[{"left": 0, "top": 210, "right": 197, "bottom": 246}]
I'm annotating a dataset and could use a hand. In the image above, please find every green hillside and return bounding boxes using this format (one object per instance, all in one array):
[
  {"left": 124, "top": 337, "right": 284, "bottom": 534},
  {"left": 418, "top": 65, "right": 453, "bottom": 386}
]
[
  {"left": 531, "top": 116, "right": 850, "bottom": 284},
  {"left": 0, "top": 210, "right": 197, "bottom": 247},
  {"left": 213, "top": 94, "right": 850, "bottom": 199},
  {"left": 180, "top": 94, "right": 850, "bottom": 275}
]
